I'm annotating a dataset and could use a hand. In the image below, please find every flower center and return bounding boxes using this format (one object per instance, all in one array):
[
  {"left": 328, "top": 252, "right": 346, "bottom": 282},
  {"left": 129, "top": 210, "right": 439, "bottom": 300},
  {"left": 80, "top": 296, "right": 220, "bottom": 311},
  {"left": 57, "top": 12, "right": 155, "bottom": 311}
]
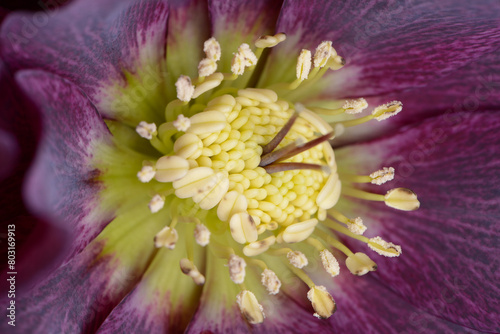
[{"left": 127, "top": 34, "right": 420, "bottom": 323}]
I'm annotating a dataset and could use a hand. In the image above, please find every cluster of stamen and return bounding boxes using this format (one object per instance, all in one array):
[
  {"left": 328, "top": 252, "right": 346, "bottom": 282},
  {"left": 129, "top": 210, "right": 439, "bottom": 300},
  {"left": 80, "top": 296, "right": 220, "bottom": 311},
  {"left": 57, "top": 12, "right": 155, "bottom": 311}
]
[{"left": 132, "top": 33, "right": 420, "bottom": 324}]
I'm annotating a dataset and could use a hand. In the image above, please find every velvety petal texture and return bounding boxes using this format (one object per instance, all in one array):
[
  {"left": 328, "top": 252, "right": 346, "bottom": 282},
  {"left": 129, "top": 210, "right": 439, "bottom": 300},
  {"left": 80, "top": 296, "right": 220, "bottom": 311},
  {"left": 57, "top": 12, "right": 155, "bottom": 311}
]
[
  {"left": 336, "top": 111, "right": 500, "bottom": 332},
  {"left": 15, "top": 69, "right": 113, "bottom": 259},
  {"left": 1, "top": 0, "right": 170, "bottom": 123},
  {"left": 314, "top": 270, "right": 482, "bottom": 334},
  {"left": 259, "top": 0, "right": 500, "bottom": 101},
  {"left": 0, "top": 61, "right": 68, "bottom": 292},
  {"left": 333, "top": 49, "right": 500, "bottom": 146}
]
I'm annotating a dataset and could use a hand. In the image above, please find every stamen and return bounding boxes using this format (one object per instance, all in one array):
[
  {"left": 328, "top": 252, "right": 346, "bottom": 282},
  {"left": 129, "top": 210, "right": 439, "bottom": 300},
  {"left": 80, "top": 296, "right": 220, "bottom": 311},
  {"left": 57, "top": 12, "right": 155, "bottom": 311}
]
[
  {"left": 217, "top": 191, "right": 249, "bottom": 222},
  {"left": 319, "top": 249, "right": 340, "bottom": 277},
  {"left": 264, "top": 162, "right": 329, "bottom": 174},
  {"left": 287, "top": 250, "right": 309, "bottom": 268},
  {"left": 194, "top": 223, "right": 210, "bottom": 247},
  {"left": 384, "top": 188, "right": 420, "bottom": 211},
  {"left": 347, "top": 217, "right": 367, "bottom": 235},
  {"left": 203, "top": 37, "right": 221, "bottom": 61},
  {"left": 229, "top": 212, "right": 258, "bottom": 244},
  {"left": 236, "top": 290, "right": 265, "bottom": 324},
  {"left": 137, "top": 165, "right": 156, "bottom": 183},
  {"left": 261, "top": 111, "right": 299, "bottom": 155},
  {"left": 313, "top": 41, "right": 334, "bottom": 68},
  {"left": 186, "top": 110, "right": 227, "bottom": 135},
  {"left": 327, "top": 55, "right": 345, "bottom": 70},
  {"left": 179, "top": 258, "right": 205, "bottom": 285},
  {"left": 278, "top": 219, "right": 318, "bottom": 243},
  {"left": 173, "top": 114, "right": 191, "bottom": 132},
  {"left": 155, "top": 155, "right": 190, "bottom": 182},
  {"left": 368, "top": 236, "right": 402, "bottom": 257},
  {"left": 372, "top": 101, "right": 403, "bottom": 121},
  {"left": 136, "top": 121, "right": 157, "bottom": 140},
  {"left": 307, "top": 285, "right": 336, "bottom": 319},
  {"left": 231, "top": 52, "right": 246, "bottom": 76},
  {"left": 342, "top": 98, "right": 368, "bottom": 114},
  {"left": 370, "top": 167, "right": 395, "bottom": 185},
  {"left": 148, "top": 194, "right": 165, "bottom": 213},
  {"left": 175, "top": 75, "right": 195, "bottom": 102},
  {"left": 228, "top": 254, "right": 247, "bottom": 284},
  {"left": 192, "top": 73, "right": 224, "bottom": 98},
  {"left": 341, "top": 186, "right": 386, "bottom": 202},
  {"left": 154, "top": 225, "right": 178, "bottom": 249},
  {"left": 243, "top": 235, "right": 276, "bottom": 257},
  {"left": 261, "top": 269, "right": 281, "bottom": 295},
  {"left": 238, "top": 43, "right": 258, "bottom": 66},
  {"left": 296, "top": 49, "right": 312, "bottom": 81},
  {"left": 198, "top": 58, "right": 217, "bottom": 77},
  {"left": 255, "top": 33, "right": 286, "bottom": 48},
  {"left": 345, "top": 252, "right": 377, "bottom": 276}
]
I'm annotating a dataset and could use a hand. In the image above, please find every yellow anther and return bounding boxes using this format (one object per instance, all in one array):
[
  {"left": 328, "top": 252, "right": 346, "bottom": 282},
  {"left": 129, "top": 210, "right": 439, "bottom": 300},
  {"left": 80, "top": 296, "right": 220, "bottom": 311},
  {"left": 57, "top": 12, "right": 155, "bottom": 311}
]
[
  {"left": 217, "top": 190, "right": 249, "bottom": 222},
  {"left": 345, "top": 252, "right": 377, "bottom": 276},
  {"left": 320, "top": 249, "right": 340, "bottom": 277},
  {"left": 368, "top": 236, "right": 402, "bottom": 257},
  {"left": 372, "top": 101, "right": 403, "bottom": 121},
  {"left": 154, "top": 226, "right": 178, "bottom": 249},
  {"left": 238, "top": 88, "right": 278, "bottom": 104},
  {"left": 255, "top": 33, "right": 286, "bottom": 48},
  {"left": 172, "top": 167, "right": 216, "bottom": 199},
  {"left": 173, "top": 133, "right": 203, "bottom": 159},
  {"left": 384, "top": 188, "right": 420, "bottom": 211},
  {"left": 346, "top": 217, "right": 367, "bottom": 235},
  {"left": 192, "top": 171, "right": 229, "bottom": 210},
  {"left": 236, "top": 290, "right": 265, "bottom": 324},
  {"left": 313, "top": 41, "right": 334, "bottom": 68},
  {"left": 279, "top": 219, "right": 318, "bottom": 244},
  {"left": 342, "top": 98, "right": 368, "bottom": 114},
  {"left": 296, "top": 49, "right": 312, "bottom": 81},
  {"left": 229, "top": 212, "right": 259, "bottom": 244},
  {"left": 243, "top": 235, "right": 276, "bottom": 257},
  {"left": 370, "top": 167, "right": 395, "bottom": 185},
  {"left": 155, "top": 155, "right": 190, "bottom": 182},
  {"left": 307, "top": 285, "right": 336, "bottom": 319},
  {"left": 192, "top": 73, "right": 224, "bottom": 98},
  {"left": 186, "top": 110, "right": 227, "bottom": 135},
  {"left": 316, "top": 172, "right": 341, "bottom": 210}
]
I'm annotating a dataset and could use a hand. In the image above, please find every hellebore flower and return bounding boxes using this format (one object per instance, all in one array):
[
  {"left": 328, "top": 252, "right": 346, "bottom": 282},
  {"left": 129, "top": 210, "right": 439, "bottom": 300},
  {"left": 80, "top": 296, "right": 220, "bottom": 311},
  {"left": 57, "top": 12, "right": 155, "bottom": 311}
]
[{"left": 1, "top": 0, "right": 500, "bottom": 333}]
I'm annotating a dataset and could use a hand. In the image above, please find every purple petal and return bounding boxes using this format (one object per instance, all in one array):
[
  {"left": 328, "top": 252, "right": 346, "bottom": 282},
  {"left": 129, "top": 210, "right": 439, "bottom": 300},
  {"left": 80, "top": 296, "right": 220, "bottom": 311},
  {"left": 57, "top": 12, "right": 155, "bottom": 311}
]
[
  {"left": 335, "top": 111, "right": 500, "bottom": 331},
  {"left": 1, "top": 0, "right": 169, "bottom": 122},
  {"left": 15, "top": 69, "right": 114, "bottom": 259},
  {"left": 0, "top": 241, "right": 137, "bottom": 333},
  {"left": 312, "top": 269, "right": 482, "bottom": 333},
  {"left": 332, "top": 53, "right": 500, "bottom": 146},
  {"left": 259, "top": 0, "right": 500, "bottom": 96},
  {"left": 208, "top": 0, "right": 283, "bottom": 72},
  {"left": 0, "top": 61, "right": 68, "bottom": 291}
]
